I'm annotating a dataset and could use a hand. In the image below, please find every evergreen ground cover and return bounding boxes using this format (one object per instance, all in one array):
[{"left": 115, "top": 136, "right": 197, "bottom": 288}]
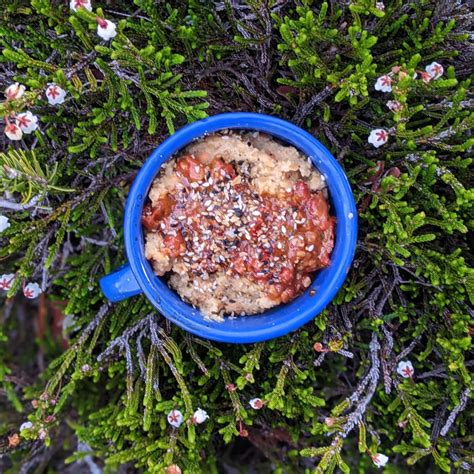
[{"left": 0, "top": 1, "right": 472, "bottom": 472}]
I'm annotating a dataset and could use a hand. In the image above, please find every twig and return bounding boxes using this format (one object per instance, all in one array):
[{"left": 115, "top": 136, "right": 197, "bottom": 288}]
[
  {"left": 381, "top": 325, "right": 394, "bottom": 394},
  {"left": 396, "top": 336, "right": 422, "bottom": 362},
  {"left": 440, "top": 388, "right": 471, "bottom": 437},
  {"left": 418, "top": 360, "right": 474, "bottom": 380},
  {"left": 75, "top": 303, "right": 110, "bottom": 348},
  {"left": 0, "top": 195, "right": 43, "bottom": 211},
  {"left": 341, "top": 333, "right": 380, "bottom": 437},
  {"left": 293, "top": 86, "right": 335, "bottom": 125}
]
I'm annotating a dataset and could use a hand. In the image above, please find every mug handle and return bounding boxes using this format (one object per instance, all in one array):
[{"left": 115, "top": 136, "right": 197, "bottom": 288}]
[{"left": 100, "top": 263, "right": 142, "bottom": 302}]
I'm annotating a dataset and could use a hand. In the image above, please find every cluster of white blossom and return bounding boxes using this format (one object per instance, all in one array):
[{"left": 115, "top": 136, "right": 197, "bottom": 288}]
[
  {"left": 3, "top": 0, "right": 117, "bottom": 141},
  {"left": 369, "top": 62, "right": 444, "bottom": 148},
  {"left": 0, "top": 216, "right": 42, "bottom": 298},
  {"left": 166, "top": 407, "right": 209, "bottom": 428},
  {"left": 0, "top": 273, "right": 42, "bottom": 299},
  {"left": 166, "top": 396, "right": 267, "bottom": 430}
]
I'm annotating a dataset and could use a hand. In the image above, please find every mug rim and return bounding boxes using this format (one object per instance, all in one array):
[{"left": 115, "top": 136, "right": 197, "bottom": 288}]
[{"left": 124, "top": 112, "right": 357, "bottom": 343}]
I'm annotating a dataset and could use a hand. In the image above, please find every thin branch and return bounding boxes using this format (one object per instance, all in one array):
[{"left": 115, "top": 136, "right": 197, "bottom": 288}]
[
  {"left": 341, "top": 333, "right": 380, "bottom": 437},
  {"left": 440, "top": 388, "right": 471, "bottom": 437},
  {"left": 0, "top": 195, "right": 43, "bottom": 211}
]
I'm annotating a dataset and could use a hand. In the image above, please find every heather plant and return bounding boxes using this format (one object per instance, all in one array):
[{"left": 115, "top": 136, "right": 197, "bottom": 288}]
[{"left": 0, "top": 1, "right": 472, "bottom": 473}]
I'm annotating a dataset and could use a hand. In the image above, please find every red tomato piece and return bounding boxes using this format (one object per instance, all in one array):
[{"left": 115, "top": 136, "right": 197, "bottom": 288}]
[
  {"left": 278, "top": 267, "right": 294, "bottom": 285},
  {"left": 142, "top": 195, "right": 175, "bottom": 231},
  {"left": 293, "top": 181, "right": 311, "bottom": 201},
  {"left": 163, "top": 233, "right": 186, "bottom": 257},
  {"left": 211, "top": 159, "right": 236, "bottom": 181},
  {"left": 176, "top": 155, "right": 205, "bottom": 182},
  {"left": 280, "top": 286, "right": 296, "bottom": 303},
  {"left": 249, "top": 217, "right": 264, "bottom": 237},
  {"left": 232, "top": 256, "right": 247, "bottom": 275},
  {"left": 318, "top": 220, "right": 335, "bottom": 266},
  {"left": 307, "top": 193, "right": 329, "bottom": 227}
]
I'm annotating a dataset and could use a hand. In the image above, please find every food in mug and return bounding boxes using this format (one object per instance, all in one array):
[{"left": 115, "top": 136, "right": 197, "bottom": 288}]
[{"left": 142, "top": 131, "right": 335, "bottom": 320}]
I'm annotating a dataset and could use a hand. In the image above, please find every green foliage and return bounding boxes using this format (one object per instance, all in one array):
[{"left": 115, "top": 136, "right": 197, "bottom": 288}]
[
  {"left": 0, "top": 149, "right": 74, "bottom": 202},
  {"left": 0, "top": 1, "right": 472, "bottom": 473}
]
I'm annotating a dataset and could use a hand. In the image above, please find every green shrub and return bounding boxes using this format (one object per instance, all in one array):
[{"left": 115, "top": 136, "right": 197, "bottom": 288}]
[{"left": 0, "top": 1, "right": 472, "bottom": 472}]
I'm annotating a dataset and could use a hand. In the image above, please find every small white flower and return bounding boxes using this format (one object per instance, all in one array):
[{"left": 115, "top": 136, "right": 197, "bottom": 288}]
[
  {"left": 249, "top": 398, "right": 264, "bottom": 410},
  {"left": 192, "top": 408, "right": 209, "bottom": 424},
  {"left": 371, "top": 453, "right": 389, "bottom": 468},
  {"left": 20, "top": 421, "right": 33, "bottom": 431},
  {"left": 4, "top": 122, "right": 23, "bottom": 141},
  {"left": 23, "top": 282, "right": 42, "bottom": 299},
  {"left": 0, "top": 274, "right": 15, "bottom": 291},
  {"left": 374, "top": 75, "right": 392, "bottom": 93},
  {"left": 4, "top": 166, "right": 20, "bottom": 179},
  {"left": 38, "top": 427, "right": 48, "bottom": 440},
  {"left": 167, "top": 409, "right": 184, "bottom": 428},
  {"left": 69, "top": 0, "right": 92, "bottom": 12},
  {"left": 375, "top": 2, "right": 385, "bottom": 11},
  {"left": 368, "top": 129, "right": 389, "bottom": 148},
  {"left": 96, "top": 17, "right": 117, "bottom": 41},
  {"left": 0, "top": 215, "right": 11, "bottom": 233},
  {"left": 5, "top": 83, "right": 26, "bottom": 100},
  {"left": 45, "top": 84, "right": 66, "bottom": 105},
  {"left": 397, "top": 360, "right": 414, "bottom": 378},
  {"left": 386, "top": 100, "right": 403, "bottom": 113},
  {"left": 15, "top": 111, "right": 39, "bottom": 134},
  {"left": 425, "top": 62, "right": 444, "bottom": 80}
]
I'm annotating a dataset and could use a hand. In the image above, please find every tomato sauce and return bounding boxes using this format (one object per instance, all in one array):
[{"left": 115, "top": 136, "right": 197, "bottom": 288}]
[{"left": 142, "top": 154, "right": 335, "bottom": 303}]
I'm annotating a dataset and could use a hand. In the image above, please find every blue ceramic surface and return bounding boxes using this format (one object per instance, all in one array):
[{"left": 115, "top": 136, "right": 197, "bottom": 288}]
[{"left": 100, "top": 113, "right": 357, "bottom": 343}]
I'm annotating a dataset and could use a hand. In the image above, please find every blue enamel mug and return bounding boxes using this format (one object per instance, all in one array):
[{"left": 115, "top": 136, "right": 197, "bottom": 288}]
[{"left": 100, "top": 113, "right": 357, "bottom": 343}]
